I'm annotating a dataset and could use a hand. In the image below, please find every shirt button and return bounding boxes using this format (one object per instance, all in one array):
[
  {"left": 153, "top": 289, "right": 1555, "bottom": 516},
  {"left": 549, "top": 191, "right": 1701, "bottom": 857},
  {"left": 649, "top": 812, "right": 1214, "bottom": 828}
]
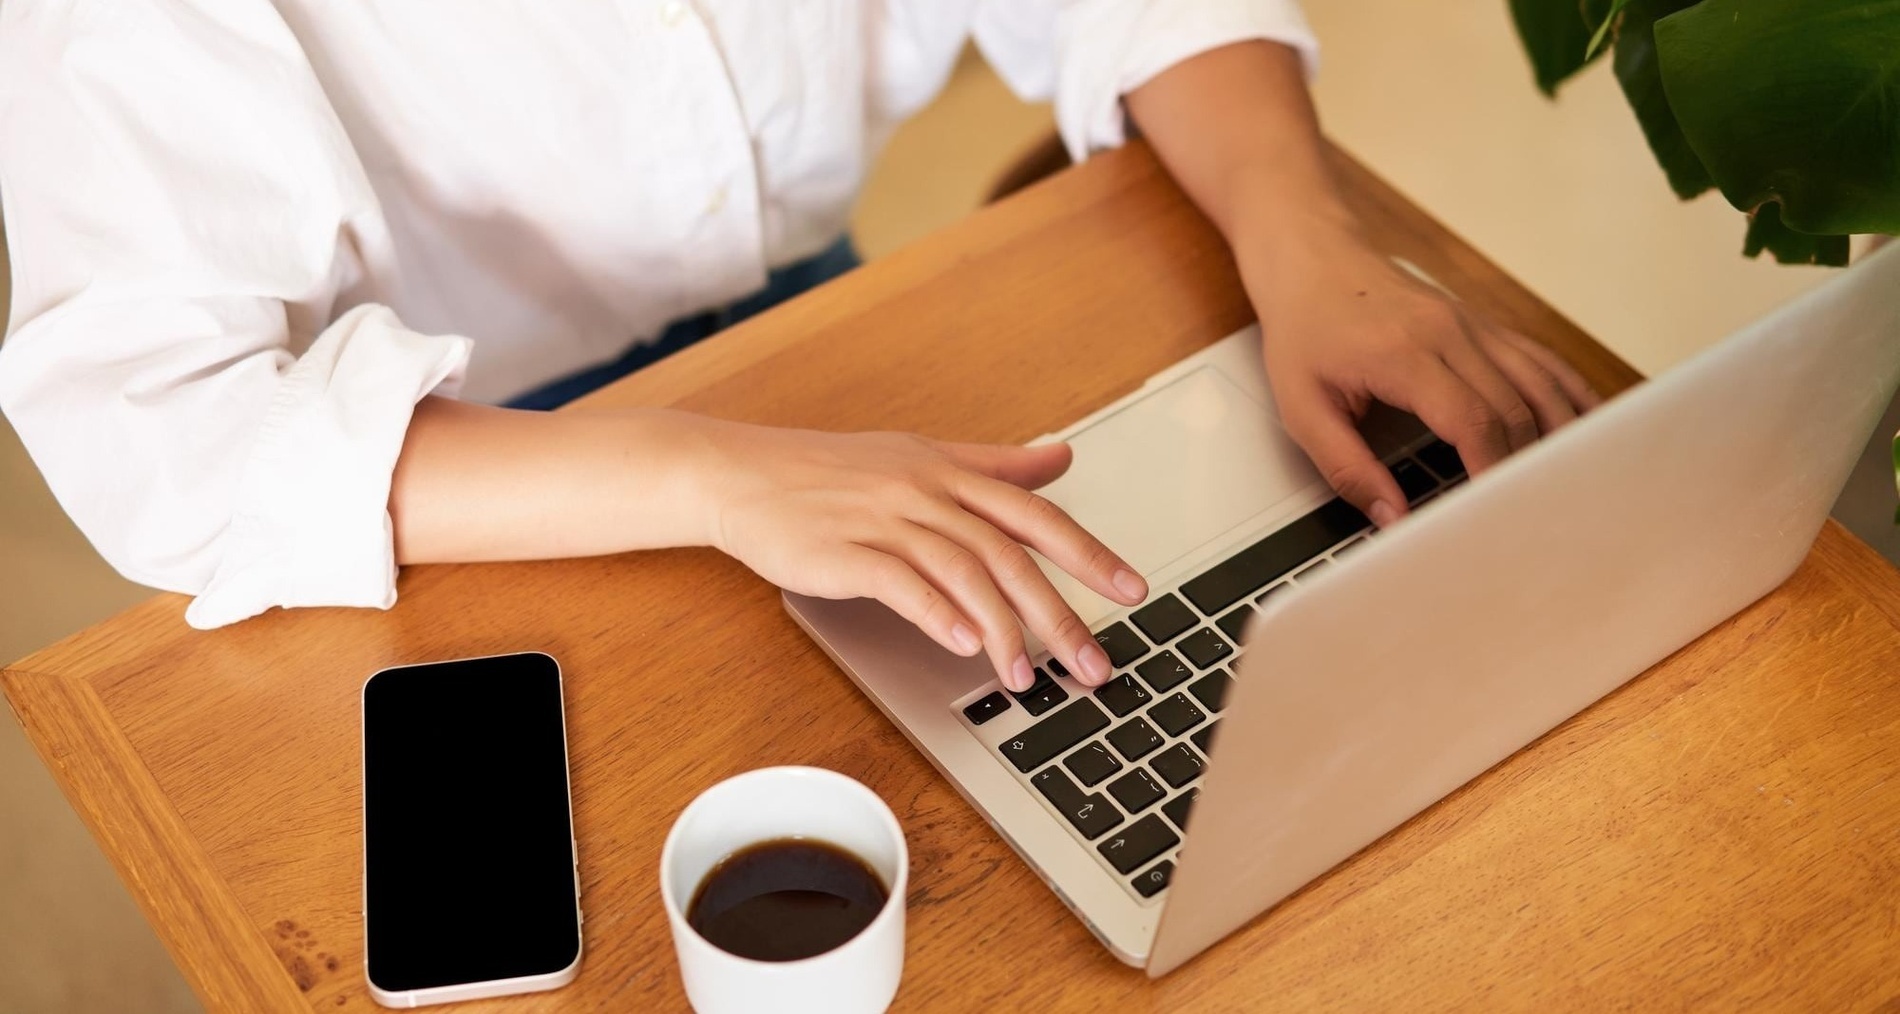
[
  {"left": 704, "top": 186, "right": 727, "bottom": 217},
  {"left": 659, "top": 0, "right": 687, "bottom": 26}
]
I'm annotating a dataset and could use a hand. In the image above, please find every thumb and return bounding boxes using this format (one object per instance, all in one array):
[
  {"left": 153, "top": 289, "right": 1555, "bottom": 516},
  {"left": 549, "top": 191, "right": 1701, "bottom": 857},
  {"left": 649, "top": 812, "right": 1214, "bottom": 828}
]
[
  {"left": 936, "top": 440, "right": 1074, "bottom": 489},
  {"left": 1277, "top": 383, "right": 1407, "bottom": 528}
]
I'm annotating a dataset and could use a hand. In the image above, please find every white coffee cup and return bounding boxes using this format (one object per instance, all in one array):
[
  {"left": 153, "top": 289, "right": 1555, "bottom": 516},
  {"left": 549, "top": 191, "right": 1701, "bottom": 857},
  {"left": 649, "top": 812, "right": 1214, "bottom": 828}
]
[{"left": 659, "top": 766, "right": 908, "bottom": 1014}]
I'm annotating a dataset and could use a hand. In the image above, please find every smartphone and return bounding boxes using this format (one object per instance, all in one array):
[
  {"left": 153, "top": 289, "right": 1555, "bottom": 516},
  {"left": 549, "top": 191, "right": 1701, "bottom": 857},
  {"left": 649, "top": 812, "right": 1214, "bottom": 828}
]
[{"left": 361, "top": 651, "right": 582, "bottom": 1007}]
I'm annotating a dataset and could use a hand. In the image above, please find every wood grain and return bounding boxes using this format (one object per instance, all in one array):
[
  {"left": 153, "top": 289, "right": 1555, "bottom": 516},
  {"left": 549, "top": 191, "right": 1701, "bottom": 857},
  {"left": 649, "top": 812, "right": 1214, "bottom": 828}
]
[
  {"left": 6, "top": 142, "right": 1897, "bottom": 1013},
  {"left": 0, "top": 666, "right": 313, "bottom": 1012}
]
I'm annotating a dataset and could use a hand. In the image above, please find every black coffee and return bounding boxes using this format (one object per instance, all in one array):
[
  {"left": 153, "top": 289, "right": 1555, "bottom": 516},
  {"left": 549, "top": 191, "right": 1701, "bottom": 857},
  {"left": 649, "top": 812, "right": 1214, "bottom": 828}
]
[{"left": 686, "top": 838, "right": 889, "bottom": 962}]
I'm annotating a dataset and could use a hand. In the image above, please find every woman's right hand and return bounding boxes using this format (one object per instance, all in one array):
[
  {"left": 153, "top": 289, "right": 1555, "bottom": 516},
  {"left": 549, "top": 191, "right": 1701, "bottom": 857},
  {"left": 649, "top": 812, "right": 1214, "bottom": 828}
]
[{"left": 689, "top": 419, "right": 1148, "bottom": 692}]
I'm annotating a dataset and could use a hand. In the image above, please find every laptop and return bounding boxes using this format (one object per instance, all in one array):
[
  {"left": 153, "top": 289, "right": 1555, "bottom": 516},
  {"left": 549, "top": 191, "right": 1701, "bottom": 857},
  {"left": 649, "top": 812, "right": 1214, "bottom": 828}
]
[{"left": 784, "top": 242, "right": 1900, "bottom": 975}]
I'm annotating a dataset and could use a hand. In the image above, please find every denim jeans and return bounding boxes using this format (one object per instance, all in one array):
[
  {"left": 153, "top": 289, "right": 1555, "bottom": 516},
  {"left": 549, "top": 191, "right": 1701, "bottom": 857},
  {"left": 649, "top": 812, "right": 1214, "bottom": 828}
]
[{"left": 506, "top": 235, "right": 860, "bottom": 410}]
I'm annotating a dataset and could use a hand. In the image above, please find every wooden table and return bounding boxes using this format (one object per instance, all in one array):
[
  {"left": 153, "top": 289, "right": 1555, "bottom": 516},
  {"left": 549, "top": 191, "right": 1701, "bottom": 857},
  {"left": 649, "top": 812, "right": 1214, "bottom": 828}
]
[{"left": 8, "top": 142, "right": 1900, "bottom": 1013}]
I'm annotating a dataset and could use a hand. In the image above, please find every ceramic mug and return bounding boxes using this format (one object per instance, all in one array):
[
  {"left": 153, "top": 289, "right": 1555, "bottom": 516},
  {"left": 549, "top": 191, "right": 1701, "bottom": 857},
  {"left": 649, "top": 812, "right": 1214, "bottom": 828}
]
[{"left": 659, "top": 766, "right": 908, "bottom": 1014}]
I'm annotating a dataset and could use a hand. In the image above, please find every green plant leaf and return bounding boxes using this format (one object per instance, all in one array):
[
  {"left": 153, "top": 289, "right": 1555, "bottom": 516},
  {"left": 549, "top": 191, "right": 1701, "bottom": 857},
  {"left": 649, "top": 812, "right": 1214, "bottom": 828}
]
[
  {"left": 1655, "top": 0, "right": 1900, "bottom": 237},
  {"left": 1741, "top": 203, "right": 1851, "bottom": 265},
  {"left": 1510, "top": 0, "right": 1614, "bottom": 95},
  {"left": 1584, "top": 0, "right": 1635, "bottom": 60},
  {"left": 1612, "top": 0, "right": 1716, "bottom": 200}
]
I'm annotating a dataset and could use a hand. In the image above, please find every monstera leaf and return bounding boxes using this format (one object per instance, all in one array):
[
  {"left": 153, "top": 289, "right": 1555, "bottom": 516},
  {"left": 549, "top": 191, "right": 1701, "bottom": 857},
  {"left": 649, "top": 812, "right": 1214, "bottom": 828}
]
[
  {"left": 1657, "top": 0, "right": 1900, "bottom": 238},
  {"left": 1511, "top": 0, "right": 1900, "bottom": 266},
  {"left": 1742, "top": 203, "right": 1851, "bottom": 267},
  {"left": 1610, "top": 0, "right": 1714, "bottom": 201},
  {"left": 1509, "top": 0, "right": 1611, "bottom": 95}
]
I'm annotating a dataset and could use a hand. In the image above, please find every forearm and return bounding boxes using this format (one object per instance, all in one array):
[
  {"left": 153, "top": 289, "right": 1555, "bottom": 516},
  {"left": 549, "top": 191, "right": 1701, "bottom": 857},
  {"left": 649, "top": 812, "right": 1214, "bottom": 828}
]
[
  {"left": 1125, "top": 40, "right": 1361, "bottom": 270},
  {"left": 389, "top": 396, "right": 1149, "bottom": 689},
  {"left": 389, "top": 397, "right": 719, "bottom": 564}
]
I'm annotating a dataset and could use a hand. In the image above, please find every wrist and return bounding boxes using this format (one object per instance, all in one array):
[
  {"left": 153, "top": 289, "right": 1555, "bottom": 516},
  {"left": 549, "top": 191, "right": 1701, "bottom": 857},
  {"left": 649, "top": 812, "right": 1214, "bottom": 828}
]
[
  {"left": 1223, "top": 172, "right": 1365, "bottom": 274},
  {"left": 1223, "top": 191, "right": 1409, "bottom": 346},
  {"left": 670, "top": 411, "right": 742, "bottom": 552},
  {"left": 650, "top": 411, "right": 761, "bottom": 554},
  {"left": 588, "top": 408, "right": 736, "bottom": 552},
  {"left": 1232, "top": 210, "right": 1382, "bottom": 325}
]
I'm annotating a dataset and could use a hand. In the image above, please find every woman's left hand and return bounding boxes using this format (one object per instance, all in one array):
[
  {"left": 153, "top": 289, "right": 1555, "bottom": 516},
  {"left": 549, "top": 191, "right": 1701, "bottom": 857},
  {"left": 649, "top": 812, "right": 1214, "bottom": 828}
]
[
  {"left": 1237, "top": 215, "right": 1602, "bottom": 527},
  {"left": 1125, "top": 39, "right": 1603, "bottom": 529}
]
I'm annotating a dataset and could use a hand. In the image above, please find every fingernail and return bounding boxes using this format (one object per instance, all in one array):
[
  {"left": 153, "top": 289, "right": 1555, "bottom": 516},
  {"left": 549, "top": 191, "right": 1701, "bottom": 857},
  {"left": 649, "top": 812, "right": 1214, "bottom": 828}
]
[
  {"left": 950, "top": 623, "right": 981, "bottom": 656},
  {"left": 1369, "top": 499, "right": 1399, "bottom": 528},
  {"left": 1111, "top": 568, "right": 1147, "bottom": 603},
  {"left": 1009, "top": 654, "right": 1035, "bottom": 693},
  {"left": 1078, "top": 642, "right": 1111, "bottom": 684}
]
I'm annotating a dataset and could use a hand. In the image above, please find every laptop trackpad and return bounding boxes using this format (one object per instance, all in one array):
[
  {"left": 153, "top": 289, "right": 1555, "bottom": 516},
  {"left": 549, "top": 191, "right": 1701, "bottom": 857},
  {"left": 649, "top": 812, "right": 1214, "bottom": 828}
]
[{"left": 1030, "top": 366, "right": 1321, "bottom": 629}]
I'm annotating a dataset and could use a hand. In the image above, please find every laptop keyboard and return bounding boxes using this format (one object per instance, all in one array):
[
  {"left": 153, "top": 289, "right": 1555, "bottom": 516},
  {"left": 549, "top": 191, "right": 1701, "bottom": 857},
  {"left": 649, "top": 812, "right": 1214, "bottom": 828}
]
[{"left": 959, "top": 438, "right": 1468, "bottom": 902}]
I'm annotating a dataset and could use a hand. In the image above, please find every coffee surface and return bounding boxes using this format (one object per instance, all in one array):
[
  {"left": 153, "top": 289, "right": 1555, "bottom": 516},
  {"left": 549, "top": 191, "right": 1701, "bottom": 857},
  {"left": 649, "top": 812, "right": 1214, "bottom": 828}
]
[{"left": 686, "top": 838, "right": 888, "bottom": 962}]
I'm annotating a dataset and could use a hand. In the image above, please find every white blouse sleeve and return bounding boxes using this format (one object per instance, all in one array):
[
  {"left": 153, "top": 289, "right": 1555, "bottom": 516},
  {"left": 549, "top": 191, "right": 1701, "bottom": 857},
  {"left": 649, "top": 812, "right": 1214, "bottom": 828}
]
[
  {"left": 972, "top": 0, "right": 1320, "bottom": 162},
  {"left": 0, "top": 1, "right": 470, "bottom": 629}
]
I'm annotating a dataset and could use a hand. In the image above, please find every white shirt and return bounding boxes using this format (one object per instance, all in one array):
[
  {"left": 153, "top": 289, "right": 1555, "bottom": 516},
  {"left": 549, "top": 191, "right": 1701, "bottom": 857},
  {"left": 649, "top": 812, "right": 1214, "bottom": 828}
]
[{"left": 0, "top": 0, "right": 1315, "bottom": 629}]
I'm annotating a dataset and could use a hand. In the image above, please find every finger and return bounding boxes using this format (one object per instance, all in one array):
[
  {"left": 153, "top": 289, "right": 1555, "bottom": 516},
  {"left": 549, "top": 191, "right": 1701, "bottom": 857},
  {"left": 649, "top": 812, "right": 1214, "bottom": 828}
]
[
  {"left": 1438, "top": 331, "right": 1541, "bottom": 453},
  {"left": 906, "top": 501, "right": 1117, "bottom": 686},
  {"left": 826, "top": 543, "right": 982, "bottom": 658},
  {"left": 1368, "top": 355, "right": 1513, "bottom": 476},
  {"left": 1500, "top": 331, "right": 1605, "bottom": 412},
  {"left": 1477, "top": 328, "right": 1577, "bottom": 435},
  {"left": 1274, "top": 378, "right": 1410, "bottom": 528},
  {"left": 870, "top": 523, "right": 1034, "bottom": 690},
  {"left": 954, "top": 474, "right": 1146, "bottom": 607},
  {"left": 935, "top": 440, "right": 1074, "bottom": 489}
]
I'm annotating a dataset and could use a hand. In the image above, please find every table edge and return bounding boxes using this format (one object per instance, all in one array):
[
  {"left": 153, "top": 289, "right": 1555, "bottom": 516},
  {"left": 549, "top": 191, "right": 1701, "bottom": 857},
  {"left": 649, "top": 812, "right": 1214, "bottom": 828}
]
[{"left": 1, "top": 664, "right": 312, "bottom": 1013}]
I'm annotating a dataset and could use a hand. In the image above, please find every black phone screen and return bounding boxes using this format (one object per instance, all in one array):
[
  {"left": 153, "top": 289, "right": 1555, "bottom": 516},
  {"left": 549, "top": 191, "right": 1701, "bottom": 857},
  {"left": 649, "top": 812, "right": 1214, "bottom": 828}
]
[{"left": 362, "top": 652, "right": 580, "bottom": 994}]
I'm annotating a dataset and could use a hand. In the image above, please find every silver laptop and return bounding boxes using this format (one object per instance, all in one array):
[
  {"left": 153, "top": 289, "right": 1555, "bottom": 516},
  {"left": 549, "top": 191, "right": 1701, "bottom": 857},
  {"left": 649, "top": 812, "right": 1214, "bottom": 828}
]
[{"left": 785, "top": 243, "right": 1900, "bottom": 975}]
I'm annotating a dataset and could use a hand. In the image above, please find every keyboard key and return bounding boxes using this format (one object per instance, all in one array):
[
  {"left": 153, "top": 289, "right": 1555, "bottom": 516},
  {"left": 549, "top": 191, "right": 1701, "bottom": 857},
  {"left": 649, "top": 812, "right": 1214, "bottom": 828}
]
[
  {"left": 1297, "top": 557, "right": 1331, "bottom": 580},
  {"left": 1009, "top": 668, "right": 1068, "bottom": 717},
  {"left": 1093, "top": 622, "right": 1150, "bottom": 668},
  {"left": 1391, "top": 457, "right": 1438, "bottom": 502},
  {"left": 1093, "top": 674, "right": 1151, "bottom": 717},
  {"left": 999, "top": 699, "right": 1110, "bottom": 773},
  {"left": 962, "top": 691, "right": 1011, "bottom": 725},
  {"left": 1215, "top": 605, "right": 1254, "bottom": 642},
  {"left": 1161, "top": 789, "right": 1200, "bottom": 832},
  {"left": 1129, "top": 594, "right": 1197, "bottom": 645},
  {"left": 1031, "top": 765, "right": 1086, "bottom": 807},
  {"left": 1134, "top": 651, "right": 1193, "bottom": 693},
  {"left": 1045, "top": 658, "right": 1070, "bottom": 679},
  {"left": 1188, "top": 671, "right": 1231, "bottom": 712},
  {"left": 1150, "top": 743, "right": 1205, "bottom": 788},
  {"left": 1097, "top": 814, "right": 1180, "bottom": 875},
  {"left": 1416, "top": 439, "right": 1467, "bottom": 482},
  {"left": 1334, "top": 535, "right": 1370, "bottom": 557},
  {"left": 1031, "top": 766, "right": 1123, "bottom": 840},
  {"left": 1191, "top": 721, "right": 1220, "bottom": 755},
  {"left": 1180, "top": 498, "right": 1369, "bottom": 614},
  {"left": 1255, "top": 582, "right": 1290, "bottom": 606},
  {"left": 1063, "top": 741, "right": 1123, "bottom": 786},
  {"left": 1176, "top": 628, "right": 1233, "bottom": 670},
  {"left": 1106, "top": 717, "right": 1164, "bottom": 761},
  {"left": 1147, "top": 693, "right": 1206, "bottom": 737},
  {"left": 1133, "top": 859, "right": 1175, "bottom": 898},
  {"left": 1106, "top": 767, "right": 1165, "bottom": 813}
]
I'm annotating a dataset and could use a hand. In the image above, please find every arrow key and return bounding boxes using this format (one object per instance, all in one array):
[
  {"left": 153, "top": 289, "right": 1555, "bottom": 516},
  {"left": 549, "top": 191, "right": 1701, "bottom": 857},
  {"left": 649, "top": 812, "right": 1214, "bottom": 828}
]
[
  {"left": 1031, "top": 766, "right": 1124, "bottom": 840},
  {"left": 1097, "top": 813, "right": 1180, "bottom": 875}
]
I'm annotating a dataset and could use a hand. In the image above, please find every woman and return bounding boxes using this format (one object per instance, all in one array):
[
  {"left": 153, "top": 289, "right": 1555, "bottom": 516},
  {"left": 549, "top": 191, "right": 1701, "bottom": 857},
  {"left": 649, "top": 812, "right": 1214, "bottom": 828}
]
[{"left": 0, "top": 1, "right": 1596, "bottom": 692}]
